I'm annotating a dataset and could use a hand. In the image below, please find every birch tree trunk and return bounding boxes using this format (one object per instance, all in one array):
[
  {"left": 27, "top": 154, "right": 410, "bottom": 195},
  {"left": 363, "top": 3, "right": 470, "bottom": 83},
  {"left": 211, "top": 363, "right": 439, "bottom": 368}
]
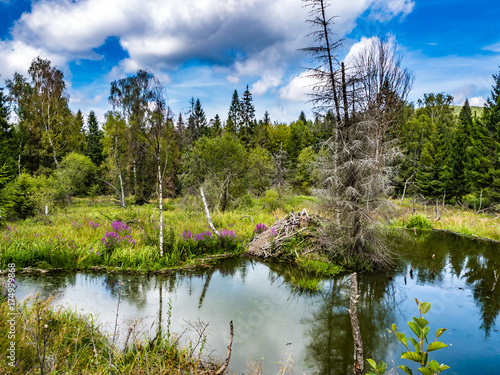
[
  {"left": 114, "top": 137, "right": 126, "bottom": 208},
  {"left": 200, "top": 187, "right": 220, "bottom": 236},
  {"left": 158, "top": 157, "right": 163, "bottom": 257}
]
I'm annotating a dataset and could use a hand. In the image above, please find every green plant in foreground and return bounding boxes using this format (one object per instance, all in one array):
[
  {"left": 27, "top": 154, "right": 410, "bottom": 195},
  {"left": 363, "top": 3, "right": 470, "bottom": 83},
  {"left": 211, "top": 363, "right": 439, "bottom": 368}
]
[
  {"left": 405, "top": 214, "right": 433, "bottom": 229},
  {"left": 367, "top": 299, "right": 449, "bottom": 375}
]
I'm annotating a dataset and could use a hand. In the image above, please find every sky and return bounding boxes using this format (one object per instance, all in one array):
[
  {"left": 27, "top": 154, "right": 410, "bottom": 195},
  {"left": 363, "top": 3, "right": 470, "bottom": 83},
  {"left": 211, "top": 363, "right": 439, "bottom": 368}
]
[{"left": 0, "top": 0, "right": 499, "bottom": 125}]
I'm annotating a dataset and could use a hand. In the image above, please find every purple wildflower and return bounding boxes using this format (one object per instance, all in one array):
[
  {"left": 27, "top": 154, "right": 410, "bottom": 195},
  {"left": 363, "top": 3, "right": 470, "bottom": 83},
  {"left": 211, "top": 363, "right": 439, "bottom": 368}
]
[
  {"left": 111, "top": 221, "right": 130, "bottom": 233},
  {"left": 254, "top": 223, "right": 268, "bottom": 234},
  {"left": 181, "top": 230, "right": 192, "bottom": 240}
]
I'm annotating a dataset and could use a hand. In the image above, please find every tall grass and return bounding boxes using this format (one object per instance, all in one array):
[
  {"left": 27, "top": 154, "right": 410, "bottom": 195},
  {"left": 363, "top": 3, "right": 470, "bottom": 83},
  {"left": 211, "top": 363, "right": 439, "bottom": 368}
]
[
  {"left": 0, "top": 294, "right": 216, "bottom": 374},
  {"left": 0, "top": 195, "right": 319, "bottom": 271},
  {"left": 395, "top": 198, "right": 500, "bottom": 241}
]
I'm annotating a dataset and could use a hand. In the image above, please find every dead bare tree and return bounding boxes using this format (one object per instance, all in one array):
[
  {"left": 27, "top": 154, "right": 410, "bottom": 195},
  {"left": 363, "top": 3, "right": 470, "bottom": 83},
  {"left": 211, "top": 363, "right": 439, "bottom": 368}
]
[{"left": 305, "top": 27, "right": 413, "bottom": 266}]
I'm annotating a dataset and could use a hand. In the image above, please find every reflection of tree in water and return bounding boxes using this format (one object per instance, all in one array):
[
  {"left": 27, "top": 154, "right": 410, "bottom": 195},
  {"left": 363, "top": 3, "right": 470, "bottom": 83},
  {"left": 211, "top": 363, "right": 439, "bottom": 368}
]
[
  {"left": 101, "top": 273, "right": 154, "bottom": 308},
  {"left": 401, "top": 231, "right": 500, "bottom": 338},
  {"left": 463, "top": 250, "right": 500, "bottom": 337},
  {"left": 21, "top": 273, "right": 77, "bottom": 300},
  {"left": 302, "top": 273, "right": 397, "bottom": 375}
]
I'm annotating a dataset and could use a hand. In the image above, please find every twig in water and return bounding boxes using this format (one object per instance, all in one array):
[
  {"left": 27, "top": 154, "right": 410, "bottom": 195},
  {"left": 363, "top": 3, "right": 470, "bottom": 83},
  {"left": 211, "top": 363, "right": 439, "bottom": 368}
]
[
  {"left": 215, "top": 320, "right": 234, "bottom": 375},
  {"left": 491, "top": 270, "right": 499, "bottom": 293}
]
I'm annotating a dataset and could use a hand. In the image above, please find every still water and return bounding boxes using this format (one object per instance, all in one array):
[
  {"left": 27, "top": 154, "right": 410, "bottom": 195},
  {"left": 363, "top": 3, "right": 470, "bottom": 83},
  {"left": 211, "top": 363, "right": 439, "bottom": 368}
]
[{"left": 15, "top": 231, "right": 500, "bottom": 374}]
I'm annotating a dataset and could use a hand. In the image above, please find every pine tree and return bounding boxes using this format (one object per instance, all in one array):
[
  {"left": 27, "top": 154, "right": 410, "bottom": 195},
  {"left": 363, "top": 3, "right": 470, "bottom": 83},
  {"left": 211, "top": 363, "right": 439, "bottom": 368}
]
[
  {"left": 448, "top": 100, "right": 474, "bottom": 199},
  {"left": 176, "top": 113, "right": 186, "bottom": 148},
  {"left": 483, "top": 67, "right": 500, "bottom": 202},
  {"left": 0, "top": 83, "right": 15, "bottom": 176},
  {"left": 227, "top": 90, "right": 241, "bottom": 134},
  {"left": 212, "top": 114, "right": 222, "bottom": 137},
  {"left": 194, "top": 98, "right": 208, "bottom": 138},
  {"left": 240, "top": 85, "right": 256, "bottom": 147},
  {"left": 416, "top": 122, "right": 447, "bottom": 198},
  {"left": 86, "top": 110, "right": 104, "bottom": 167}
]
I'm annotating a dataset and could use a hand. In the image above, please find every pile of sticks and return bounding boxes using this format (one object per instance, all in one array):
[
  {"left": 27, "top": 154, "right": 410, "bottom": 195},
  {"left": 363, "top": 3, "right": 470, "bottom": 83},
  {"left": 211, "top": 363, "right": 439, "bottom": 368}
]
[{"left": 247, "top": 209, "right": 324, "bottom": 258}]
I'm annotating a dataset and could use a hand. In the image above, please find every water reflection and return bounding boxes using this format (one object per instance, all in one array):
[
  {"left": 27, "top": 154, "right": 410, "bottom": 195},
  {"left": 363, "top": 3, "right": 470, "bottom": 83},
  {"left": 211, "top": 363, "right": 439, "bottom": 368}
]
[{"left": 14, "top": 232, "right": 500, "bottom": 374}]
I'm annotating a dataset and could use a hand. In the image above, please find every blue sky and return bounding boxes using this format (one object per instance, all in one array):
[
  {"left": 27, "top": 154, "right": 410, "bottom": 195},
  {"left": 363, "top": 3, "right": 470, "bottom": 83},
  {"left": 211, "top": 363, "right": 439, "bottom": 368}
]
[{"left": 0, "top": 0, "right": 499, "bottom": 125}]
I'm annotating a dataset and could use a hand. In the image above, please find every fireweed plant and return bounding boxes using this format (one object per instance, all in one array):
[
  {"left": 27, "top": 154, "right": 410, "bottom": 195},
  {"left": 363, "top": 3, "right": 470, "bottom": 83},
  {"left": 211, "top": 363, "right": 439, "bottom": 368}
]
[
  {"left": 101, "top": 221, "right": 136, "bottom": 256},
  {"left": 179, "top": 228, "right": 244, "bottom": 255}
]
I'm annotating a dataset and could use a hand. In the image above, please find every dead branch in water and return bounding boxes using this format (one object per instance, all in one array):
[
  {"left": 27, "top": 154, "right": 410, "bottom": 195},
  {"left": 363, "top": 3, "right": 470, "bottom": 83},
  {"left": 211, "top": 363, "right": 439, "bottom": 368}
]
[
  {"left": 215, "top": 320, "right": 234, "bottom": 375},
  {"left": 347, "top": 273, "right": 364, "bottom": 375}
]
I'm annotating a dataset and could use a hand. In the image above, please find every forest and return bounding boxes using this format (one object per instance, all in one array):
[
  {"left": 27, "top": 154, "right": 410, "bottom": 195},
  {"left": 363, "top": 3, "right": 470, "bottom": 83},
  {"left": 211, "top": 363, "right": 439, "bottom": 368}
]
[{"left": 1, "top": 56, "right": 499, "bottom": 214}]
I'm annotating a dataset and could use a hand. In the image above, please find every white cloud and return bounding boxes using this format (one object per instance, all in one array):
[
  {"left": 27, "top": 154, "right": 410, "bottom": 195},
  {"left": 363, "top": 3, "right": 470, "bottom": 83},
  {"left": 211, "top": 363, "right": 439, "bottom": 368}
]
[
  {"left": 0, "top": 40, "right": 66, "bottom": 79},
  {"left": 469, "top": 96, "right": 486, "bottom": 107},
  {"left": 6, "top": 0, "right": 417, "bottom": 76},
  {"left": 279, "top": 72, "right": 315, "bottom": 103},
  {"left": 370, "top": 0, "right": 415, "bottom": 21},
  {"left": 226, "top": 75, "right": 240, "bottom": 85},
  {"left": 484, "top": 41, "right": 500, "bottom": 53},
  {"left": 252, "top": 72, "right": 283, "bottom": 96}
]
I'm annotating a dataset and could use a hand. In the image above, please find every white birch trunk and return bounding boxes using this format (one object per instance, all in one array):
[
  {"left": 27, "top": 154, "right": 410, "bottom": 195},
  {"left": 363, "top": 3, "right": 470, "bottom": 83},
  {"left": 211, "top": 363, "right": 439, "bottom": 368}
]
[
  {"left": 158, "top": 159, "right": 163, "bottom": 257},
  {"left": 200, "top": 187, "right": 220, "bottom": 236}
]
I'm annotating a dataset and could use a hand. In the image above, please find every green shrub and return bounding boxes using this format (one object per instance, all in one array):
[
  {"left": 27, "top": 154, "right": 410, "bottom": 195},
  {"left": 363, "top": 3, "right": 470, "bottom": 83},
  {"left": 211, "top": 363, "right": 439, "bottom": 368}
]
[
  {"left": 405, "top": 214, "right": 432, "bottom": 229},
  {"left": 57, "top": 152, "right": 97, "bottom": 196},
  {"left": 262, "top": 189, "right": 281, "bottom": 211}
]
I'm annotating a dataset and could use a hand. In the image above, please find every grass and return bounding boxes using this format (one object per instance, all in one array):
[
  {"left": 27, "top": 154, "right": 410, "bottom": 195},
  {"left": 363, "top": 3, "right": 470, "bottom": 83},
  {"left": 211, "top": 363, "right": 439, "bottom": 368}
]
[
  {"left": 0, "top": 294, "right": 218, "bottom": 374},
  {"left": 0, "top": 194, "right": 319, "bottom": 272},
  {"left": 392, "top": 198, "right": 500, "bottom": 241}
]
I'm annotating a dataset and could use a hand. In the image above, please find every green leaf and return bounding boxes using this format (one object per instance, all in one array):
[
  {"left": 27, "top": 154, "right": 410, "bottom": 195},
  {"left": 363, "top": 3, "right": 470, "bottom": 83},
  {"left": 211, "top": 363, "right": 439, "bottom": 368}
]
[
  {"left": 409, "top": 337, "right": 420, "bottom": 352},
  {"left": 427, "top": 360, "right": 440, "bottom": 373},
  {"left": 427, "top": 341, "right": 448, "bottom": 352},
  {"left": 397, "top": 332, "right": 408, "bottom": 346},
  {"left": 420, "top": 302, "right": 431, "bottom": 316},
  {"left": 392, "top": 323, "right": 397, "bottom": 332},
  {"left": 408, "top": 321, "right": 421, "bottom": 338},
  {"left": 414, "top": 317, "right": 429, "bottom": 329},
  {"left": 399, "top": 365, "right": 413, "bottom": 375},
  {"left": 367, "top": 359, "right": 377, "bottom": 370},
  {"left": 436, "top": 328, "right": 447, "bottom": 338},
  {"left": 422, "top": 352, "right": 429, "bottom": 366},
  {"left": 438, "top": 364, "right": 450, "bottom": 372},
  {"left": 422, "top": 326, "right": 430, "bottom": 341},
  {"left": 401, "top": 351, "right": 422, "bottom": 363},
  {"left": 379, "top": 361, "right": 387, "bottom": 372},
  {"left": 418, "top": 367, "right": 433, "bottom": 375}
]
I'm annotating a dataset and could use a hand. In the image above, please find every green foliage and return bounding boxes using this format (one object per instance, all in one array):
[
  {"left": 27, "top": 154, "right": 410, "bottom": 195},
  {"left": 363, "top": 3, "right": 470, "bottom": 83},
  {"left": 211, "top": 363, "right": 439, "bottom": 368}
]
[
  {"left": 246, "top": 147, "right": 273, "bottom": 195},
  {"left": 416, "top": 121, "right": 447, "bottom": 198},
  {"left": 57, "top": 152, "right": 97, "bottom": 196},
  {"left": 295, "top": 146, "right": 317, "bottom": 193},
  {"left": 85, "top": 110, "right": 104, "bottom": 167},
  {"left": 367, "top": 300, "right": 449, "bottom": 375},
  {"left": 1, "top": 173, "right": 63, "bottom": 220},
  {"left": 405, "top": 214, "right": 432, "bottom": 229},
  {"left": 262, "top": 189, "right": 281, "bottom": 211},
  {"left": 182, "top": 134, "right": 247, "bottom": 212}
]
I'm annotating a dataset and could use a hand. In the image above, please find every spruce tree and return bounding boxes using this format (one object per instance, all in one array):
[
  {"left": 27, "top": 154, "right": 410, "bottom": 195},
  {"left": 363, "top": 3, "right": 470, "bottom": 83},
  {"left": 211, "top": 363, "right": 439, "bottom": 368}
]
[
  {"left": 194, "top": 98, "right": 208, "bottom": 138},
  {"left": 448, "top": 100, "right": 472, "bottom": 200},
  {"left": 416, "top": 122, "right": 447, "bottom": 198},
  {"left": 0, "top": 83, "right": 15, "bottom": 176},
  {"left": 240, "top": 85, "right": 256, "bottom": 147},
  {"left": 483, "top": 67, "right": 500, "bottom": 202},
  {"left": 86, "top": 110, "right": 104, "bottom": 167},
  {"left": 227, "top": 90, "right": 241, "bottom": 134},
  {"left": 212, "top": 114, "right": 222, "bottom": 137}
]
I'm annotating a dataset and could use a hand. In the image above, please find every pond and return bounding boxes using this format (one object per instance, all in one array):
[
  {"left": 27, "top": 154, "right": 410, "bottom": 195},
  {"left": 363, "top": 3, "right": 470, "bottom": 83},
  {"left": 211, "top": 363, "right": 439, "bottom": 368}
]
[{"left": 15, "top": 231, "right": 500, "bottom": 374}]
